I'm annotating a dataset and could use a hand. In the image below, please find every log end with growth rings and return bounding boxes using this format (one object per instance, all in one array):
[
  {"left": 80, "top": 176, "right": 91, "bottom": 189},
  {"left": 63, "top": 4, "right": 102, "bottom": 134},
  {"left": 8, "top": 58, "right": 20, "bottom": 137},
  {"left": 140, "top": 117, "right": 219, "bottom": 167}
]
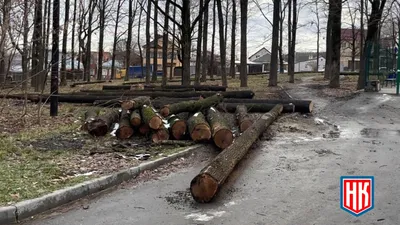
[
  {"left": 117, "top": 127, "right": 134, "bottom": 140},
  {"left": 87, "top": 119, "right": 108, "bottom": 137},
  {"left": 171, "top": 120, "right": 187, "bottom": 140},
  {"left": 149, "top": 117, "right": 163, "bottom": 130},
  {"left": 152, "top": 129, "right": 170, "bottom": 143},
  {"left": 190, "top": 173, "right": 219, "bottom": 203},
  {"left": 160, "top": 106, "right": 170, "bottom": 117},
  {"left": 121, "top": 100, "right": 134, "bottom": 110},
  {"left": 191, "top": 124, "right": 212, "bottom": 141},
  {"left": 130, "top": 118, "right": 142, "bottom": 127},
  {"left": 239, "top": 120, "right": 253, "bottom": 133},
  {"left": 214, "top": 129, "right": 233, "bottom": 149}
]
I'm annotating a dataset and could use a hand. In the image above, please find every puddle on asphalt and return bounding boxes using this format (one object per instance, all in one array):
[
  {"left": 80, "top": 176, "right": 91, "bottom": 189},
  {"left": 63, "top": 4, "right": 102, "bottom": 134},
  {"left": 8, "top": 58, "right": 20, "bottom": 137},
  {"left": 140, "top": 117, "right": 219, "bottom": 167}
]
[{"left": 360, "top": 128, "right": 400, "bottom": 138}]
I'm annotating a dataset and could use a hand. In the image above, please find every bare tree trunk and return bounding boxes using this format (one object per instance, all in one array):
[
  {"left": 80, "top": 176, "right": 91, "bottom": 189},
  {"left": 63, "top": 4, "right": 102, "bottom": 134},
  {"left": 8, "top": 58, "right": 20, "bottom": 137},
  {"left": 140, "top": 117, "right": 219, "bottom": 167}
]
[
  {"left": 224, "top": 0, "right": 229, "bottom": 48},
  {"left": 181, "top": 0, "right": 191, "bottom": 86},
  {"left": 85, "top": 0, "right": 97, "bottom": 82},
  {"left": 201, "top": 1, "right": 209, "bottom": 82},
  {"left": 138, "top": 0, "right": 144, "bottom": 79},
  {"left": 162, "top": 0, "right": 170, "bottom": 86},
  {"left": 125, "top": 0, "right": 134, "bottom": 81},
  {"left": 351, "top": 24, "right": 356, "bottom": 71},
  {"left": 32, "top": 0, "right": 45, "bottom": 91},
  {"left": 45, "top": 0, "right": 51, "bottom": 72},
  {"left": 0, "top": 0, "right": 11, "bottom": 84},
  {"left": 22, "top": 0, "right": 29, "bottom": 90},
  {"left": 240, "top": 0, "right": 248, "bottom": 87},
  {"left": 210, "top": 0, "right": 216, "bottom": 80},
  {"left": 289, "top": 0, "right": 296, "bottom": 83},
  {"left": 288, "top": 0, "right": 292, "bottom": 74},
  {"left": 71, "top": 0, "right": 77, "bottom": 74},
  {"left": 169, "top": 0, "right": 176, "bottom": 80},
  {"left": 278, "top": 0, "right": 284, "bottom": 73},
  {"left": 329, "top": 0, "right": 342, "bottom": 88},
  {"left": 315, "top": 0, "right": 320, "bottom": 72},
  {"left": 230, "top": 0, "right": 237, "bottom": 79},
  {"left": 111, "top": 0, "right": 123, "bottom": 80},
  {"left": 51, "top": 0, "right": 60, "bottom": 116},
  {"left": 195, "top": 0, "right": 204, "bottom": 85},
  {"left": 357, "top": 0, "right": 386, "bottom": 89},
  {"left": 152, "top": 0, "right": 159, "bottom": 82},
  {"left": 324, "top": 0, "right": 333, "bottom": 79},
  {"left": 97, "top": 0, "right": 106, "bottom": 81},
  {"left": 146, "top": 0, "right": 151, "bottom": 83},
  {"left": 216, "top": 0, "right": 227, "bottom": 86},
  {"left": 269, "top": 0, "right": 280, "bottom": 86},
  {"left": 60, "top": 0, "right": 70, "bottom": 86}
]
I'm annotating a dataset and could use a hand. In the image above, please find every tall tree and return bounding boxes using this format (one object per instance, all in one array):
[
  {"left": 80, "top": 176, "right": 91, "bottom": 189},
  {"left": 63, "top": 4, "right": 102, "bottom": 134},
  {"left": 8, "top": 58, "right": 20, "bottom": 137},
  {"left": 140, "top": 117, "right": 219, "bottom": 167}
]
[
  {"left": 278, "top": 1, "right": 288, "bottom": 73},
  {"left": 269, "top": 0, "right": 280, "bottom": 86},
  {"left": 195, "top": 0, "right": 204, "bottom": 85},
  {"left": 125, "top": 0, "right": 134, "bottom": 81},
  {"left": 152, "top": 0, "right": 159, "bottom": 82},
  {"left": 210, "top": 0, "right": 216, "bottom": 80},
  {"left": 201, "top": 0, "right": 209, "bottom": 81},
  {"left": 60, "top": 0, "right": 70, "bottom": 86},
  {"left": 357, "top": 0, "right": 387, "bottom": 89},
  {"left": 97, "top": 0, "right": 110, "bottom": 80},
  {"left": 162, "top": 0, "right": 170, "bottom": 86},
  {"left": 324, "top": 0, "right": 333, "bottom": 79},
  {"left": 224, "top": 0, "right": 230, "bottom": 47},
  {"left": 328, "top": 0, "right": 342, "bottom": 88},
  {"left": 240, "top": 0, "right": 248, "bottom": 87},
  {"left": 216, "top": 0, "right": 227, "bottom": 86},
  {"left": 311, "top": 0, "right": 321, "bottom": 72},
  {"left": 51, "top": 0, "right": 60, "bottom": 116},
  {"left": 0, "top": 0, "right": 11, "bottom": 84},
  {"left": 169, "top": 0, "right": 177, "bottom": 80},
  {"left": 111, "top": 0, "right": 124, "bottom": 80},
  {"left": 230, "top": 0, "right": 237, "bottom": 79},
  {"left": 145, "top": 0, "right": 151, "bottom": 83},
  {"left": 85, "top": 0, "right": 98, "bottom": 81},
  {"left": 44, "top": 0, "right": 51, "bottom": 71},
  {"left": 71, "top": 0, "right": 78, "bottom": 74},
  {"left": 138, "top": 0, "right": 144, "bottom": 79},
  {"left": 288, "top": 0, "right": 297, "bottom": 83}
]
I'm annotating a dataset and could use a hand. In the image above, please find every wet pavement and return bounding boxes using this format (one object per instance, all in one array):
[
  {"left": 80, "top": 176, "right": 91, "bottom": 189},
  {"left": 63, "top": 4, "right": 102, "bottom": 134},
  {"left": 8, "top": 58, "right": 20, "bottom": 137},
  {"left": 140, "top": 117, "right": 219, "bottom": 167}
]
[{"left": 23, "top": 79, "right": 400, "bottom": 225}]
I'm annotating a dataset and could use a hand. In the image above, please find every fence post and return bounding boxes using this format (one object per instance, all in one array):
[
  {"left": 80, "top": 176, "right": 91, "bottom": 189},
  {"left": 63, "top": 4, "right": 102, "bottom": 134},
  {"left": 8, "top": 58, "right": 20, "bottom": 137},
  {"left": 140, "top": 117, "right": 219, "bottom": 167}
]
[{"left": 397, "top": 36, "right": 400, "bottom": 95}]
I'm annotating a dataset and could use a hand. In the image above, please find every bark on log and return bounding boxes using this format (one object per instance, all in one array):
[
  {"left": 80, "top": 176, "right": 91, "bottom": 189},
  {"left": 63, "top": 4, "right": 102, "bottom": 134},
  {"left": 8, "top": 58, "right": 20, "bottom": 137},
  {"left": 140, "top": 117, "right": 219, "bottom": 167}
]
[
  {"left": 82, "top": 109, "right": 99, "bottom": 131},
  {"left": 144, "top": 85, "right": 227, "bottom": 92},
  {"left": 151, "top": 125, "right": 170, "bottom": 143},
  {"left": 160, "top": 94, "right": 224, "bottom": 117},
  {"left": 70, "top": 80, "right": 107, "bottom": 87},
  {"left": 152, "top": 97, "right": 203, "bottom": 108},
  {"left": 218, "top": 102, "right": 295, "bottom": 113},
  {"left": 223, "top": 98, "right": 312, "bottom": 113},
  {"left": 130, "top": 110, "right": 142, "bottom": 127},
  {"left": 87, "top": 110, "right": 120, "bottom": 137},
  {"left": 121, "top": 96, "right": 151, "bottom": 110},
  {"left": 141, "top": 105, "right": 163, "bottom": 129},
  {"left": 103, "top": 85, "right": 195, "bottom": 92},
  {"left": 167, "top": 114, "right": 187, "bottom": 140},
  {"left": 187, "top": 112, "right": 211, "bottom": 142},
  {"left": 206, "top": 107, "right": 233, "bottom": 149},
  {"left": 190, "top": 104, "right": 283, "bottom": 203},
  {"left": 150, "top": 140, "right": 194, "bottom": 147},
  {"left": 116, "top": 110, "right": 134, "bottom": 139},
  {"left": 235, "top": 105, "right": 253, "bottom": 133},
  {"left": 93, "top": 99, "right": 122, "bottom": 107}
]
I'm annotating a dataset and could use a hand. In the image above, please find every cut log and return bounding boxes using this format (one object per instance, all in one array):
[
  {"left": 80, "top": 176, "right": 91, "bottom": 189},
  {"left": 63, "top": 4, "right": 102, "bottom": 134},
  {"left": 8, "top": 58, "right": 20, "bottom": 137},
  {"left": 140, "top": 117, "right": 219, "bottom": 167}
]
[
  {"left": 82, "top": 109, "right": 99, "bottom": 131},
  {"left": 235, "top": 105, "right": 253, "bottom": 133},
  {"left": 116, "top": 110, "right": 134, "bottom": 139},
  {"left": 70, "top": 80, "right": 107, "bottom": 88},
  {"left": 143, "top": 87, "right": 196, "bottom": 92},
  {"left": 130, "top": 110, "right": 142, "bottom": 127},
  {"left": 160, "top": 94, "right": 224, "bottom": 117},
  {"left": 218, "top": 102, "right": 295, "bottom": 113},
  {"left": 139, "top": 123, "right": 150, "bottom": 135},
  {"left": 141, "top": 105, "right": 163, "bottom": 129},
  {"left": 121, "top": 96, "right": 151, "bottom": 110},
  {"left": 206, "top": 107, "right": 233, "bottom": 149},
  {"left": 151, "top": 97, "right": 202, "bottom": 108},
  {"left": 87, "top": 110, "right": 120, "bottom": 137},
  {"left": 190, "top": 104, "right": 283, "bottom": 203},
  {"left": 93, "top": 100, "right": 122, "bottom": 107},
  {"left": 104, "top": 85, "right": 194, "bottom": 92},
  {"left": 223, "top": 98, "right": 312, "bottom": 113},
  {"left": 144, "top": 85, "right": 227, "bottom": 92},
  {"left": 187, "top": 112, "right": 211, "bottom": 142},
  {"left": 167, "top": 114, "right": 187, "bottom": 140},
  {"left": 151, "top": 125, "right": 170, "bottom": 143}
]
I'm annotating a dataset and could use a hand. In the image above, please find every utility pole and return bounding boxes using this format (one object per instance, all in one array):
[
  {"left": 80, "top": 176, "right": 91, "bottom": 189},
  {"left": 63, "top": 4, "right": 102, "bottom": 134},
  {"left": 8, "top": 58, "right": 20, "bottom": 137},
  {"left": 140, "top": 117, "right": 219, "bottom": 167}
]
[{"left": 50, "top": 0, "right": 60, "bottom": 116}]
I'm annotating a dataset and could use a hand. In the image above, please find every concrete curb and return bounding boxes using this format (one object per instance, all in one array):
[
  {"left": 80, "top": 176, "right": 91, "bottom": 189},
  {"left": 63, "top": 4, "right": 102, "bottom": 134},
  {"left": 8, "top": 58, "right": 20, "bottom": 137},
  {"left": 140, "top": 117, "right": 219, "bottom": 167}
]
[{"left": 0, "top": 144, "right": 202, "bottom": 224}]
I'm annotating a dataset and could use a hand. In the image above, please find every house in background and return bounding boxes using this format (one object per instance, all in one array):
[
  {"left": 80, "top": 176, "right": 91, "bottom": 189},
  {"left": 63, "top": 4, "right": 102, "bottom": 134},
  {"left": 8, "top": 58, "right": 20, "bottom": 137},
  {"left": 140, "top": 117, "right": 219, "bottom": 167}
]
[
  {"left": 142, "top": 35, "right": 182, "bottom": 78},
  {"left": 294, "top": 56, "right": 325, "bottom": 72},
  {"left": 340, "top": 28, "right": 362, "bottom": 71},
  {"left": 248, "top": 47, "right": 288, "bottom": 73}
]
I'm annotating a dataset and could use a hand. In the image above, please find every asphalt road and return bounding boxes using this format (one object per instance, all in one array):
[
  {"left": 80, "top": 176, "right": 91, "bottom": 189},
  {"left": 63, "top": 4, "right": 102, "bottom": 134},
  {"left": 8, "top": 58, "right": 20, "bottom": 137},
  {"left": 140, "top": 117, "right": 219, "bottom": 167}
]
[{"left": 24, "top": 81, "right": 400, "bottom": 225}]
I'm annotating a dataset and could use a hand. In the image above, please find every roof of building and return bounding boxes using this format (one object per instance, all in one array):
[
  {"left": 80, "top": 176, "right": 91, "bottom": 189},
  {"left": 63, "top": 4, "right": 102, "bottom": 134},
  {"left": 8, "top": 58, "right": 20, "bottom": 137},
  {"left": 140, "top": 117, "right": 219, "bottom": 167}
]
[
  {"left": 341, "top": 28, "right": 362, "bottom": 42},
  {"left": 249, "top": 47, "right": 271, "bottom": 60}
]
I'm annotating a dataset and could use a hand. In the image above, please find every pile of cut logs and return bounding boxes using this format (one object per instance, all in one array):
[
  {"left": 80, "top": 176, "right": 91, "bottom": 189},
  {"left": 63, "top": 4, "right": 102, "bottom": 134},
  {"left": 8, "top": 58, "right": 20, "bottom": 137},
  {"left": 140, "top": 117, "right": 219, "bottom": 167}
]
[{"left": 79, "top": 84, "right": 313, "bottom": 203}]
